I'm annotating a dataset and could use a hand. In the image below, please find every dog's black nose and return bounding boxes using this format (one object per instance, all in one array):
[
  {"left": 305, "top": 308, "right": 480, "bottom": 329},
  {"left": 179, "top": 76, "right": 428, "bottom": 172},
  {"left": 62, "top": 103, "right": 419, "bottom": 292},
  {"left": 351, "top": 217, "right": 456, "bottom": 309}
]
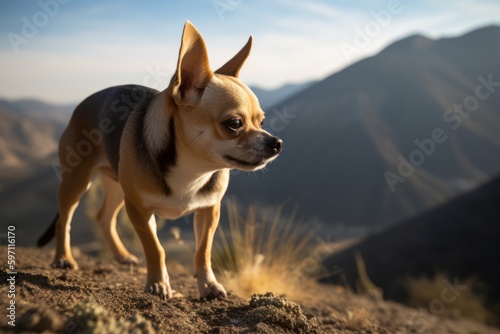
[{"left": 268, "top": 136, "right": 283, "bottom": 155}]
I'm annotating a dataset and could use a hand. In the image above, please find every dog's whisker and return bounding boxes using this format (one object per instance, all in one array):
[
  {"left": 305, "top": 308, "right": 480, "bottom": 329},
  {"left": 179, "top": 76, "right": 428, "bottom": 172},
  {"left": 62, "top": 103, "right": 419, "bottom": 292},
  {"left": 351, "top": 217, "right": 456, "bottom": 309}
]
[
  {"left": 207, "top": 152, "right": 214, "bottom": 163},
  {"left": 188, "top": 131, "right": 203, "bottom": 149}
]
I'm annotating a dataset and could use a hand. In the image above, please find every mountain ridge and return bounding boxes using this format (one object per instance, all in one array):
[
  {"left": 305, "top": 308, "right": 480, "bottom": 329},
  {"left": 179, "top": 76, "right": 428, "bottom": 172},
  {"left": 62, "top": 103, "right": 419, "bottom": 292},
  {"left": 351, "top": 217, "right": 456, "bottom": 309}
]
[
  {"left": 227, "top": 24, "right": 500, "bottom": 227},
  {"left": 250, "top": 80, "right": 318, "bottom": 109}
]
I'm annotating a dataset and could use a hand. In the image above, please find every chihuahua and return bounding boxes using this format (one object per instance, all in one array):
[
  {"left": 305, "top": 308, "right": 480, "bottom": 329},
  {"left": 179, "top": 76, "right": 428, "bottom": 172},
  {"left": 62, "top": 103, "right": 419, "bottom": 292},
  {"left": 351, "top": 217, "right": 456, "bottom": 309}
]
[{"left": 38, "top": 21, "right": 282, "bottom": 300}]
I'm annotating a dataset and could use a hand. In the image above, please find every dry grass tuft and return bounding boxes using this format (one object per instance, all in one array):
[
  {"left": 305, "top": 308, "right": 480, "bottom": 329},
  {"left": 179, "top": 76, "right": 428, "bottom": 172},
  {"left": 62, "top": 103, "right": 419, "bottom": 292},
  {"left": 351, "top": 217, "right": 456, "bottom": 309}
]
[
  {"left": 405, "top": 273, "right": 492, "bottom": 324},
  {"left": 342, "top": 306, "right": 376, "bottom": 330},
  {"left": 213, "top": 199, "right": 318, "bottom": 301}
]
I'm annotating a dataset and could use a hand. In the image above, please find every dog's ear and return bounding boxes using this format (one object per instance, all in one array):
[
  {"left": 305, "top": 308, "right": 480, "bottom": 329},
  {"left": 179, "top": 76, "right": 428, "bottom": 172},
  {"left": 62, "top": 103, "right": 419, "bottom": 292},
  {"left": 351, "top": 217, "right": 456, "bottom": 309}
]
[
  {"left": 215, "top": 36, "right": 252, "bottom": 78},
  {"left": 170, "top": 21, "right": 212, "bottom": 106}
]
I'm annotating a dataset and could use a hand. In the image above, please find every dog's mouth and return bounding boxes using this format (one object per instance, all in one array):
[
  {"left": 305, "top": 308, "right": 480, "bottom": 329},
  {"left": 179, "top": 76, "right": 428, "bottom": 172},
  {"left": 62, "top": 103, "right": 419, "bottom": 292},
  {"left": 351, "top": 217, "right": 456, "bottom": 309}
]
[
  {"left": 223, "top": 137, "right": 282, "bottom": 171},
  {"left": 224, "top": 154, "right": 269, "bottom": 170}
]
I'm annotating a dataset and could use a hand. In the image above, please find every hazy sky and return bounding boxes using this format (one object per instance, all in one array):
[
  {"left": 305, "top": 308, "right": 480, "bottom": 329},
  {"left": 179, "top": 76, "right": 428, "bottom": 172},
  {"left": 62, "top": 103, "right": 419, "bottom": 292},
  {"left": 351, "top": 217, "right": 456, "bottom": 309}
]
[{"left": 1, "top": 0, "right": 499, "bottom": 104}]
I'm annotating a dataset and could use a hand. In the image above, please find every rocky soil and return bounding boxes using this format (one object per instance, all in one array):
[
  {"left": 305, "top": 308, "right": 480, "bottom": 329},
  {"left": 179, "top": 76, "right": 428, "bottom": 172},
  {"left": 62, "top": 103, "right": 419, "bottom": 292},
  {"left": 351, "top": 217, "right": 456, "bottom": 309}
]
[{"left": 1, "top": 247, "right": 498, "bottom": 333}]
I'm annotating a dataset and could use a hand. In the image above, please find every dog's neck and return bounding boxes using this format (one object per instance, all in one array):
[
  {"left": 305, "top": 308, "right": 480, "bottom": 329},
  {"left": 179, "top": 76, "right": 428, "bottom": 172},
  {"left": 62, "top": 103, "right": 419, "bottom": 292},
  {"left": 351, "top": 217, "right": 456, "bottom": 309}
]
[
  {"left": 143, "top": 91, "right": 221, "bottom": 195},
  {"left": 168, "top": 151, "right": 219, "bottom": 194}
]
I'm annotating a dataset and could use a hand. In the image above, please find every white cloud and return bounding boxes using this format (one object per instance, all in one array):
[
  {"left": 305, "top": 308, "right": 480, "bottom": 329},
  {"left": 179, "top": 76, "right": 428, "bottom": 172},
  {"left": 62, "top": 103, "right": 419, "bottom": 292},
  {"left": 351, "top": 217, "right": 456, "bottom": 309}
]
[
  {"left": 0, "top": 35, "right": 179, "bottom": 103},
  {"left": 276, "top": 0, "right": 361, "bottom": 24}
]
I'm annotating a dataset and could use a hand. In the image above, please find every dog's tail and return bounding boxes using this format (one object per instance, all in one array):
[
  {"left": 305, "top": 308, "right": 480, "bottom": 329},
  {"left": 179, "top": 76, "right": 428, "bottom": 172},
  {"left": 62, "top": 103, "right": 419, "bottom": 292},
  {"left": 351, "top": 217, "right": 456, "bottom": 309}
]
[{"left": 37, "top": 213, "right": 58, "bottom": 247}]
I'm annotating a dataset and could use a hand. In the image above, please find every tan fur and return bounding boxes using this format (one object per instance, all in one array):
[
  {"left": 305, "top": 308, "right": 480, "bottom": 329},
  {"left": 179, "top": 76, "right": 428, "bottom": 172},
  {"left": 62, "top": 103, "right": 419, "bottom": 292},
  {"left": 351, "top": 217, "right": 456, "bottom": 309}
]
[{"left": 47, "top": 21, "right": 282, "bottom": 300}]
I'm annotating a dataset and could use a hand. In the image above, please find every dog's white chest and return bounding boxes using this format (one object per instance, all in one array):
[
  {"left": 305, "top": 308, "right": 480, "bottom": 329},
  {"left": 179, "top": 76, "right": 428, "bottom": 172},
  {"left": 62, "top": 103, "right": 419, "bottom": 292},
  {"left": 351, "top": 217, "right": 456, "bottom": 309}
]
[
  {"left": 139, "top": 170, "right": 228, "bottom": 219},
  {"left": 141, "top": 191, "right": 219, "bottom": 219}
]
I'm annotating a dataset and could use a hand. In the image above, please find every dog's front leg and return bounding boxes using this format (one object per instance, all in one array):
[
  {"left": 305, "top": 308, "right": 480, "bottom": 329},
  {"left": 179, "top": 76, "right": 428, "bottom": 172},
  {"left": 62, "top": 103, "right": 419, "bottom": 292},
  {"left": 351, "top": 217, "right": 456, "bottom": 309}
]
[
  {"left": 125, "top": 199, "right": 172, "bottom": 300},
  {"left": 194, "top": 203, "right": 227, "bottom": 299}
]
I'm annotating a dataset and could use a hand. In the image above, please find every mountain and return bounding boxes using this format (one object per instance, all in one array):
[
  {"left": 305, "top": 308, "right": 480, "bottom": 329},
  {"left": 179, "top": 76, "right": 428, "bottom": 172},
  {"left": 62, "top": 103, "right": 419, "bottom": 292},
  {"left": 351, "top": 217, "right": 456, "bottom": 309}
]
[
  {"left": 227, "top": 25, "right": 500, "bottom": 228},
  {"left": 0, "top": 160, "right": 97, "bottom": 246},
  {"left": 320, "top": 174, "right": 500, "bottom": 323},
  {"left": 0, "top": 98, "right": 74, "bottom": 124},
  {"left": 250, "top": 81, "right": 317, "bottom": 109},
  {"left": 0, "top": 99, "right": 82, "bottom": 243},
  {"left": 0, "top": 99, "right": 73, "bottom": 184}
]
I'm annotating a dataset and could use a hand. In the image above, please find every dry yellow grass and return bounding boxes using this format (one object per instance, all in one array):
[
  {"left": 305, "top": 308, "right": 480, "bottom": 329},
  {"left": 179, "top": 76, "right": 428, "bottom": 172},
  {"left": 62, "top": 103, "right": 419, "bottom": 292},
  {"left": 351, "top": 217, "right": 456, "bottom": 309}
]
[
  {"left": 405, "top": 273, "right": 492, "bottom": 324},
  {"left": 213, "top": 199, "right": 317, "bottom": 301}
]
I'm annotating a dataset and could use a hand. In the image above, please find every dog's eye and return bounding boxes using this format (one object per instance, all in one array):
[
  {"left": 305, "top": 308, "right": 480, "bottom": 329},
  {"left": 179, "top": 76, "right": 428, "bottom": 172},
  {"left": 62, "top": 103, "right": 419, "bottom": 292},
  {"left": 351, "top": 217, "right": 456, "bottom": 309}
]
[{"left": 224, "top": 119, "right": 243, "bottom": 131}]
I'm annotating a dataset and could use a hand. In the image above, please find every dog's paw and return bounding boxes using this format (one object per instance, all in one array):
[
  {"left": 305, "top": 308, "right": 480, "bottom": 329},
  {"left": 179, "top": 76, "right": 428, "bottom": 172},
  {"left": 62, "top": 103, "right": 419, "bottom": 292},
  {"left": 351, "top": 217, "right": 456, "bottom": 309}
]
[
  {"left": 116, "top": 253, "right": 139, "bottom": 265},
  {"left": 145, "top": 280, "right": 172, "bottom": 301},
  {"left": 198, "top": 280, "right": 227, "bottom": 300},
  {"left": 51, "top": 257, "right": 78, "bottom": 270}
]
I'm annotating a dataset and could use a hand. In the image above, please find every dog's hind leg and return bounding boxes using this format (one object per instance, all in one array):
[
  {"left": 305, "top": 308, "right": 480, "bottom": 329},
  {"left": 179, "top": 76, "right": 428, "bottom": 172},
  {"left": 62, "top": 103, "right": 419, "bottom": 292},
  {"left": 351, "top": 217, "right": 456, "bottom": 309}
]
[
  {"left": 96, "top": 169, "right": 139, "bottom": 265},
  {"left": 52, "top": 159, "right": 95, "bottom": 270}
]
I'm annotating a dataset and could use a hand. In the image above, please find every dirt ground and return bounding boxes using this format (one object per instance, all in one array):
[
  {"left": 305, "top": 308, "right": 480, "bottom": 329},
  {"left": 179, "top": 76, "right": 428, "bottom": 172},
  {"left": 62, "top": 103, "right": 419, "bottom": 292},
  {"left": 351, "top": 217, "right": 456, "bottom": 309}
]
[{"left": 1, "top": 246, "right": 498, "bottom": 334}]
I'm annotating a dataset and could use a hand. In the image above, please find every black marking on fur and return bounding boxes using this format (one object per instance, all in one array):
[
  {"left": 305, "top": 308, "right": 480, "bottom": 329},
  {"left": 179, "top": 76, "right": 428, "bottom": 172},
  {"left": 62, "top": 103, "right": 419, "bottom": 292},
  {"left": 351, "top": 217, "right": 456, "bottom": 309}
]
[
  {"left": 37, "top": 213, "right": 58, "bottom": 247},
  {"left": 98, "top": 85, "right": 159, "bottom": 173},
  {"left": 198, "top": 171, "right": 220, "bottom": 195},
  {"left": 157, "top": 117, "right": 177, "bottom": 177}
]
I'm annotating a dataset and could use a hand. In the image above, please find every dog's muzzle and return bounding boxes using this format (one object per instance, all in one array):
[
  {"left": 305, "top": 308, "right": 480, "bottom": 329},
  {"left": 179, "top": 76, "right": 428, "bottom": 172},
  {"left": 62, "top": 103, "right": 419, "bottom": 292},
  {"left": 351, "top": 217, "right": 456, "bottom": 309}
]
[{"left": 224, "top": 135, "right": 283, "bottom": 169}]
